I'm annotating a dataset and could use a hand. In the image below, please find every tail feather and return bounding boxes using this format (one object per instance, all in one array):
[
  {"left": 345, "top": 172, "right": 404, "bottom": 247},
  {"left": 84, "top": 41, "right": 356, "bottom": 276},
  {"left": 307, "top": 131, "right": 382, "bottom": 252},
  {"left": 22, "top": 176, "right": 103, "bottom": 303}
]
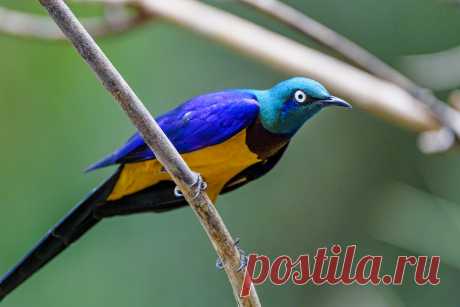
[{"left": 0, "top": 169, "right": 120, "bottom": 302}]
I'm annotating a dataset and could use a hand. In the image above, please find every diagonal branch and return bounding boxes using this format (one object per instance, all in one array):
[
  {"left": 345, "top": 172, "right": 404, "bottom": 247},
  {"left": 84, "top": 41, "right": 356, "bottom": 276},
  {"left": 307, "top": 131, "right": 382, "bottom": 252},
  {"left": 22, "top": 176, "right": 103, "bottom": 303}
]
[
  {"left": 37, "top": 0, "right": 261, "bottom": 306},
  {"left": 0, "top": 5, "right": 148, "bottom": 40},
  {"left": 237, "top": 0, "right": 460, "bottom": 146}
]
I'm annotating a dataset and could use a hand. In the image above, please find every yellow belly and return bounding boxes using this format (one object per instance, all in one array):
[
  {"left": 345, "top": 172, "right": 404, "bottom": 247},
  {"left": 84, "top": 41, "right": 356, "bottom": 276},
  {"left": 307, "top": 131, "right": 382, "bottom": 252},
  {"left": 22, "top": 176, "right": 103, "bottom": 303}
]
[{"left": 107, "top": 130, "right": 260, "bottom": 202}]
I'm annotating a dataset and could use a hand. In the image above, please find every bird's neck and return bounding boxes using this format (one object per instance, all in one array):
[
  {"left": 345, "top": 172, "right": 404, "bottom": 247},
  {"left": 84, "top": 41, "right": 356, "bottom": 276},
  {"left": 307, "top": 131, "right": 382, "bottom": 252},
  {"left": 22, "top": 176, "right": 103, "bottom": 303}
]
[{"left": 245, "top": 118, "right": 290, "bottom": 160}]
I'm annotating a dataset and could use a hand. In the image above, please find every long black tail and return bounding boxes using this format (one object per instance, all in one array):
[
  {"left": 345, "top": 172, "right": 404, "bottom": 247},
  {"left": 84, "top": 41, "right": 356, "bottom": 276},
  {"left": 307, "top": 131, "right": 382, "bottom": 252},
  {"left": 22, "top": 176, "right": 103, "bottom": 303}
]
[{"left": 0, "top": 169, "right": 121, "bottom": 302}]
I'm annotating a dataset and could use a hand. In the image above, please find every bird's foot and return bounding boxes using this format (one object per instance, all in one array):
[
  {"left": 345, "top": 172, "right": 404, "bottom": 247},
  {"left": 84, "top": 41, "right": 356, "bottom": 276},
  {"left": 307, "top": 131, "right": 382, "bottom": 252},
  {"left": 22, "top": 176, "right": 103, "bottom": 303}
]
[
  {"left": 174, "top": 173, "right": 207, "bottom": 199},
  {"left": 191, "top": 174, "right": 207, "bottom": 199},
  {"left": 216, "top": 238, "right": 248, "bottom": 272}
]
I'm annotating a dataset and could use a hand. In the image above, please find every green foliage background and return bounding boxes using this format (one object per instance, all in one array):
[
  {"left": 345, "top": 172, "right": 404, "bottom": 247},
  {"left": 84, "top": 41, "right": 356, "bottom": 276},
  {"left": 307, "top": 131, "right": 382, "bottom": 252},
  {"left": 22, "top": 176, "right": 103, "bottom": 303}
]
[{"left": 0, "top": 0, "right": 459, "bottom": 306}]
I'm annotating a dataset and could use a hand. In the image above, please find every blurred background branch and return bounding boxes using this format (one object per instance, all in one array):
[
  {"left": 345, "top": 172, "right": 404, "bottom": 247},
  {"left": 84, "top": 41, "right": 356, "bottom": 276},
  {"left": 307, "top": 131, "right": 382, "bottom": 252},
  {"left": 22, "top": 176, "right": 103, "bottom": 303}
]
[
  {"left": 238, "top": 0, "right": 415, "bottom": 88},
  {"left": 0, "top": 4, "right": 148, "bottom": 40}
]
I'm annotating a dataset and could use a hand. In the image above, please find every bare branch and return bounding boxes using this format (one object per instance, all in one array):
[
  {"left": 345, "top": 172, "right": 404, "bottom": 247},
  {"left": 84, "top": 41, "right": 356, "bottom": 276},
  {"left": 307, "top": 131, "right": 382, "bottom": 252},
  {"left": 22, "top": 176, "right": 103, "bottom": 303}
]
[
  {"left": 0, "top": 5, "right": 147, "bottom": 40},
  {"left": 37, "top": 0, "right": 261, "bottom": 306},
  {"left": 236, "top": 0, "right": 460, "bottom": 148}
]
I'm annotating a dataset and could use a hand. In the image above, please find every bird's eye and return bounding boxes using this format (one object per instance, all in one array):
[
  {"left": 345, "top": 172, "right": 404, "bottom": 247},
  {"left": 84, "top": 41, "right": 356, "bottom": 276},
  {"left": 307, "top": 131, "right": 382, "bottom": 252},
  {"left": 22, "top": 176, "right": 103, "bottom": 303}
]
[{"left": 294, "top": 90, "right": 308, "bottom": 103}]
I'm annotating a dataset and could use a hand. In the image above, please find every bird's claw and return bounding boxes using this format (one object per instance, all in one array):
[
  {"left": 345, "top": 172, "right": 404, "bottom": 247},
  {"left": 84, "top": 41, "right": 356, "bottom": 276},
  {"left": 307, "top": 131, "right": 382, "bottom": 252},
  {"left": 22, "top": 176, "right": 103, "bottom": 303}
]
[
  {"left": 174, "top": 174, "right": 207, "bottom": 199},
  {"left": 191, "top": 174, "right": 207, "bottom": 199},
  {"left": 216, "top": 238, "right": 248, "bottom": 272}
]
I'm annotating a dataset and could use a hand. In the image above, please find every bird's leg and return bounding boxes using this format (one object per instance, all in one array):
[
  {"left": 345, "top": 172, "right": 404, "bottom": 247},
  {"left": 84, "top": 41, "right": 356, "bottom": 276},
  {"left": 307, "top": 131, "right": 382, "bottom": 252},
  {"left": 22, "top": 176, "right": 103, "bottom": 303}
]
[
  {"left": 216, "top": 238, "right": 248, "bottom": 272},
  {"left": 174, "top": 173, "right": 207, "bottom": 199}
]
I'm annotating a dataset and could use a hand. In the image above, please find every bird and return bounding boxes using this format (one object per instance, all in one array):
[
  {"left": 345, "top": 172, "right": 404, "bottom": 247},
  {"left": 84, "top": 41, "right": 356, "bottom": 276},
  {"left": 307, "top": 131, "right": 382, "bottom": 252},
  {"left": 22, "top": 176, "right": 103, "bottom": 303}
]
[{"left": 0, "top": 77, "right": 351, "bottom": 301}]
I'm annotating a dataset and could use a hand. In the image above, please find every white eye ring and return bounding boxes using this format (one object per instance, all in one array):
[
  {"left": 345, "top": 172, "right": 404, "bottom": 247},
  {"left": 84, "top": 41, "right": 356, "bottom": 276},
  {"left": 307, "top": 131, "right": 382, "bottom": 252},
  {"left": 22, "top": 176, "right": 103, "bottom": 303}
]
[{"left": 294, "top": 90, "right": 307, "bottom": 103}]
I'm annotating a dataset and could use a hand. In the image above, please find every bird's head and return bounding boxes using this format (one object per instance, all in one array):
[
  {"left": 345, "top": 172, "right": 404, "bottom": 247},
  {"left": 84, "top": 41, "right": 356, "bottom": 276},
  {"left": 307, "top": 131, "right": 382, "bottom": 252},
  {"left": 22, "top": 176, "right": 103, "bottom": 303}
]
[{"left": 252, "top": 77, "right": 351, "bottom": 135}]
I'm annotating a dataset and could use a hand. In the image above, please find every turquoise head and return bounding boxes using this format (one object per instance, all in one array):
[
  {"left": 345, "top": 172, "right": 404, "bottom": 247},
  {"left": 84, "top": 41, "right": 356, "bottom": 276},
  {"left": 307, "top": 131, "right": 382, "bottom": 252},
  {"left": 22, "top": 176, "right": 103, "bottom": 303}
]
[{"left": 251, "top": 77, "right": 351, "bottom": 135}]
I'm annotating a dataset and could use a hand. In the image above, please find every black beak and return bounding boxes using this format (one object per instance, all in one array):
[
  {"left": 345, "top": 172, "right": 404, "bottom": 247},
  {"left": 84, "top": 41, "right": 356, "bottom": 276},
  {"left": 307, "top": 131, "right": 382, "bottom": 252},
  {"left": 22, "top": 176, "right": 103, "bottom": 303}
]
[{"left": 321, "top": 96, "right": 352, "bottom": 109}]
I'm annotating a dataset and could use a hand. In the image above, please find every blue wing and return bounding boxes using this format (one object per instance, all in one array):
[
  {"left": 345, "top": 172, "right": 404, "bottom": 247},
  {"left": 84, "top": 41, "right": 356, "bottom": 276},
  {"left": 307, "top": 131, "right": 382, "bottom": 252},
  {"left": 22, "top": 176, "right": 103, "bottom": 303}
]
[{"left": 86, "top": 90, "right": 260, "bottom": 172}]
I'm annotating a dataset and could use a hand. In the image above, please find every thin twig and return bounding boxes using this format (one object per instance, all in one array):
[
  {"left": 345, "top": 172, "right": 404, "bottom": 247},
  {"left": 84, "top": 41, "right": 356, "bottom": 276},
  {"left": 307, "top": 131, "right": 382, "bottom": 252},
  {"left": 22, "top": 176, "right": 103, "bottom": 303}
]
[
  {"left": 37, "top": 1, "right": 261, "bottom": 306},
  {"left": 0, "top": 5, "right": 147, "bottom": 40}
]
